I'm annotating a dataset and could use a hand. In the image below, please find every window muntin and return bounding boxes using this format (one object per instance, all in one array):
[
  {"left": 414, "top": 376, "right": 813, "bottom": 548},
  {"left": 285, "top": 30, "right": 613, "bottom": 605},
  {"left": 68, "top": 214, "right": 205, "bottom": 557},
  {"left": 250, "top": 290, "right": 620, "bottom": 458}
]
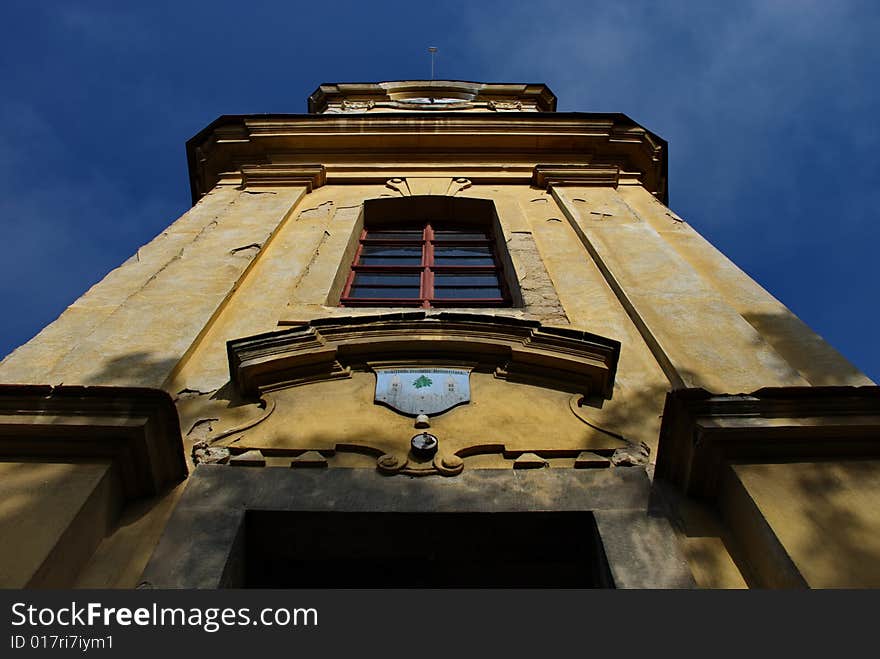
[{"left": 340, "top": 222, "right": 509, "bottom": 308}]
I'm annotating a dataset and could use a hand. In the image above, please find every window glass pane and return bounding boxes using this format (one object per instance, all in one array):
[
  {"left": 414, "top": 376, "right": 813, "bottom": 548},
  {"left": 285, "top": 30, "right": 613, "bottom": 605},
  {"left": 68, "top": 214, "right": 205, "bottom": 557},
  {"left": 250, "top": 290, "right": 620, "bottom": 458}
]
[
  {"left": 434, "top": 246, "right": 492, "bottom": 257},
  {"left": 340, "top": 222, "right": 512, "bottom": 308},
  {"left": 434, "top": 257, "right": 496, "bottom": 266},
  {"left": 358, "top": 245, "right": 423, "bottom": 265},
  {"left": 434, "top": 287, "right": 503, "bottom": 299},
  {"left": 434, "top": 273, "right": 501, "bottom": 287},
  {"left": 365, "top": 230, "right": 424, "bottom": 240},
  {"left": 353, "top": 273, "right": 421, "bottom": 287},
  {"left": 433, "top": 230, "right": 490, "bottom": 240},
  {"left": 434, "top": 246, "right": 494, "bottom": 265},
  {"left": 349, "top": 287, "right": 421, "bottom": 299}
]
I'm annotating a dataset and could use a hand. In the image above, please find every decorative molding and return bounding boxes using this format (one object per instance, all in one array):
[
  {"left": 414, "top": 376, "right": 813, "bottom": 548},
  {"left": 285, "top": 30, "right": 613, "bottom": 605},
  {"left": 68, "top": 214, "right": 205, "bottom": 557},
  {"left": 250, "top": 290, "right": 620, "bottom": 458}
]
[
  {"left": 0, "top": 385, "right": 187, "bottom": 499},
  {"left": 488, "top": 100, "right": 523, "bottom": 112},
  {"left": 340, "top": 99, "right": 375, "bottom": 112},
  {"left": 532, "top": 164, "right": 620, "bottom": 190},
  {"left": 213, "top": 124, "right": 250, "bottom": 143},
  {"left": 226, "top": 312, "right": 620, "bottom": 400},
  {"left": 384, "top": 177, "right": 472, "bottom": 197},
  {"left": 308, "top": 81, "right": 557, "bottom": 114},
  {"left": 447, "top": 177, "right": 472, "bottom": 195},
  {"left": 385, "top": 177, "right": 409, "bottom": 196},
  {"left": 655, "top": 386, "right": 880, "bottom": 499},
  {"left": 239, "top": 164, "right": 326, "bottom": 191},
  {"left": 186, "top": 114, "right": 667, "bottom": 204},
  {"left": 216, "top": 441, "right": 627, "bottom": 478},
  {"left": 205, "top": 394, "right": 276, "bottom": 444}
]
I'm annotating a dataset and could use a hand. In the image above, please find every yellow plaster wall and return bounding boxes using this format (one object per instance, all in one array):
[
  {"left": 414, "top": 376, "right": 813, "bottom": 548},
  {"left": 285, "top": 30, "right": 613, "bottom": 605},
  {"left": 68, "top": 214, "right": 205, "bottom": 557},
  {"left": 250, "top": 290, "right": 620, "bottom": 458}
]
[
  {"left": 205, "top": 371, "right": 627, "bottom": 466},
  {"left": 618, "top": 186, "right": 872, "bottom": 387},
  {"left": 171, "top": 183, "right": 576, "bottom": 397},
  {"left": 520, "top": 186, "right": 670, "bottom": 452},
  {"left": 168, "top": 184, "right": 374, "bottom": 393},
  {"left": 160, "top": 179, "right": 870, "bottom": 468},
  {"left": 0, "top": 460, "right": 119, "bottom": 588},
  {"left": 74, "top": 483, "right": 186, "bottom": 588},
  {"left": 6, "top": 175, "right": 864, "bottom": 407},
  {"left": 0, "top": 185, "right": 306, "bottom": 389},
  {"left": 0, "top": 187, "right": 243, "bottom": 383},
  {"left": 730, "top": 460, "right": 880, "bottom": 588},
  {"left": 553, "top": 186, "right": 809, "bottom": 393},
  {"left": 164, "top": 182, "right": 675, "bottom": 464},
  {"left": 1, "top": 168, "right": 873, "bottom": 590}
]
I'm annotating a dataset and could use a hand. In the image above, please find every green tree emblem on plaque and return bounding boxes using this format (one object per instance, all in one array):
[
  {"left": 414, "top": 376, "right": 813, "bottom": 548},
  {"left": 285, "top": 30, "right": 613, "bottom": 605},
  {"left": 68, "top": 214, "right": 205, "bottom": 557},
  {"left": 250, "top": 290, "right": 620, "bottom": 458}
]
[{"left": 412, "top": 375, "right": 433, "bottom": 389}]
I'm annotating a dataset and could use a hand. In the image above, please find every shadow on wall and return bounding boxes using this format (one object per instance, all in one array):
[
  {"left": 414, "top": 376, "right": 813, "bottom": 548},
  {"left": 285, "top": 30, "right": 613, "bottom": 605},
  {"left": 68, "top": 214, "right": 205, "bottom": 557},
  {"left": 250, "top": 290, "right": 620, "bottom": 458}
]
[
  {"left": 771, "top": 461, "right": 880, "bottom": 588},
  {"left": 741, "top": 311, "right": 872, "bottom": 386},
  {"left": 574, "top": 366, "right": 706, "bottom": 461},
  {"left": 82, "top": 351, "right": 181, "bottom": 389},
  {"left": 72, "top": 305, "right": 880, "bottom": 587}
]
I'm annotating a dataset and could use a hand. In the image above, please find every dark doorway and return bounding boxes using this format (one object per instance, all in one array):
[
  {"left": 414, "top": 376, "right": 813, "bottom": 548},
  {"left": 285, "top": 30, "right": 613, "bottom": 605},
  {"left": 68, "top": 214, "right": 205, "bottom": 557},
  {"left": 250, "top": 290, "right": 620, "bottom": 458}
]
[{"left": 237, "top": 511, "right": 613, "bottom": 588}]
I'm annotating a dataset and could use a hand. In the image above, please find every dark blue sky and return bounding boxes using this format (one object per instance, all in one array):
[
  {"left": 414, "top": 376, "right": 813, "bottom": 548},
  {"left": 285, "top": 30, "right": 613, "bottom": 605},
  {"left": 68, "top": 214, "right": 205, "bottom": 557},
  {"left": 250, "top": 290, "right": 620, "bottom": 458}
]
[{"left": 1, "top": 1, "right": 878, "bottom": 381}]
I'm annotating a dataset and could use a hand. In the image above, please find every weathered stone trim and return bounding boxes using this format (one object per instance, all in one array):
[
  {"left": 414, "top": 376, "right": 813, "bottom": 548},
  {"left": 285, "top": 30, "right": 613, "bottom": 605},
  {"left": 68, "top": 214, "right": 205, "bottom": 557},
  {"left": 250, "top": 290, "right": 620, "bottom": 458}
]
[
  {"left": 226, "top": 312, "right": 620, "bottom": 400},
  {"left": 186, "top": 113, "right": 666, "bottom": 202},
  {"left": 551, "top": 186, "right": 806, "bottom": 393},
  {"left": 308, "top": 81, "right": 558, "bottom": 114},
  {"left": 239, "top": 164, "right": 326, "bottom": 191},
  {"left": 0, "top": 384, "right": 187, "bottom": 498},
  {"left": 140, "top": 465, "right": 694, "bottom": 589},
  {"left": 532, "top": 164, "right": 620, "bottom": 190},
  {"left": 655, "top": 385, "right": 880, "bottom": 499}
]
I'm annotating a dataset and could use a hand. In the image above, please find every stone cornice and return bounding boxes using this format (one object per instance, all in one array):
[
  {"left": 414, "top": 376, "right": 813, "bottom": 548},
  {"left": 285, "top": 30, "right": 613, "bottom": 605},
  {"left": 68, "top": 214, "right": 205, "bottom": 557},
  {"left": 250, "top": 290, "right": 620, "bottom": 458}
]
[
  {"left": 226, "top": 312, "right": 620, "bottom": 400},
  {"left": 186, "top": 112, "right": 667, "bottom": 204},
  {"left": 0, "top": 385, "right": 187, "bottom": 499},
  {"left": 655, "top": 386, "right": 880, "bottom": 499},
  {"left": 239, "top": 164, "right": 326, "bottom": 191},
  {"left": 308, "top": 80, "right": 557, "bottom": 114},
  {"left": 532, "top": 164, "right": 621, "bottom": 189}
]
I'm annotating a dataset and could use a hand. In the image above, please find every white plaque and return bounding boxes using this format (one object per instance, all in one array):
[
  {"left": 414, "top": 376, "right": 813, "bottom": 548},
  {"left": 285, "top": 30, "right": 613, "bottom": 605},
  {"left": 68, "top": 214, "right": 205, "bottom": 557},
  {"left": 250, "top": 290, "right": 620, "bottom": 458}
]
[{"left": 374, "top": 368, "right": 471, "bottom": 416}]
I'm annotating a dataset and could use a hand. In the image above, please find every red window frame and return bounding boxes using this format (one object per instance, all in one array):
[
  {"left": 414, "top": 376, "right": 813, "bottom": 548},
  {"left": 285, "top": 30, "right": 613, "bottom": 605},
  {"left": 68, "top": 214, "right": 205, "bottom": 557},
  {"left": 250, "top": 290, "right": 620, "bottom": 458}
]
[{"left": 340, "top": 222, "right": 511, "bottom": 308}]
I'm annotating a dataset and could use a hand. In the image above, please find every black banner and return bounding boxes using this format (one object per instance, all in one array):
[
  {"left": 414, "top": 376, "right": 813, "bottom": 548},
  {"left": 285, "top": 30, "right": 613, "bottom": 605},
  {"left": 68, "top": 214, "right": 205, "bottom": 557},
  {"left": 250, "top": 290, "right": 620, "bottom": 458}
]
[{"left": 0, "top": 589, "right": 872, "bottom": 656}]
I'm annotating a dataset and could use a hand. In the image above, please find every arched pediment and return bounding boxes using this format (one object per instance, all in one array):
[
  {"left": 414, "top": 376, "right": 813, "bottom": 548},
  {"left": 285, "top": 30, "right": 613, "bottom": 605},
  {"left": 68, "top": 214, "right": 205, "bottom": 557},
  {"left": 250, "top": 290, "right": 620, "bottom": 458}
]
[{"left": 226, "top": 312, "right": 619, "bottom": 400}]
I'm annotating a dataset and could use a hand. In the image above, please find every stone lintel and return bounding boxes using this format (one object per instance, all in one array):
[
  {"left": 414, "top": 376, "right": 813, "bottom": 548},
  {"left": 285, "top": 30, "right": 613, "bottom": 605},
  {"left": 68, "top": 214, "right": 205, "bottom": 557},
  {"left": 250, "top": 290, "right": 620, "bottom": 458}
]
[
  {"left": 655, "top": 385, "right": 880, "bottom": 499},
  {"left": 141, "top": 465, "right": 694, "bottom": 589}
]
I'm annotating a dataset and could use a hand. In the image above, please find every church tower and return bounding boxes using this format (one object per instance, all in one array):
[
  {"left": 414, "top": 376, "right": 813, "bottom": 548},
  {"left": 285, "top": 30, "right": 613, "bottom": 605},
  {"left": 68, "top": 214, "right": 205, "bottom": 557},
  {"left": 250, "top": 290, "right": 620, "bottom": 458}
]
[{"left": 2, "top": 81, "right": 878, "bottom": 588}]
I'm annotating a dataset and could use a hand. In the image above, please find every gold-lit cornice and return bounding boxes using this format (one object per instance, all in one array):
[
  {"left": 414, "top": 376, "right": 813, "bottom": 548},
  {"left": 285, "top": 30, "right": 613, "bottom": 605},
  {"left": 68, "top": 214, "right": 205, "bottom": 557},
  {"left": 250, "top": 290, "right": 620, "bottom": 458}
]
[
  {"left": 656, "top": 386, "right": 880, "bottom": 499},
  {"left": 532, "top": 164, "right": 621, "bottom": 189},
  {"left": 308, "top": 81, "right": 558, "bottom": 114},
  {"left": 187, "top": 112, "right": 667, "bottom": 204}
]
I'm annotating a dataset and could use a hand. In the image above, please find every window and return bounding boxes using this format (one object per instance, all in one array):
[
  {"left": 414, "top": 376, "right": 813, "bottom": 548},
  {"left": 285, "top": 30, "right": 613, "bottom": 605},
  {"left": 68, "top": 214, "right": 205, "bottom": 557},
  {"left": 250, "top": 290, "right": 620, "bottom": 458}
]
[{"left": 340, "top": 222, "right": 510, "bottom": 308}]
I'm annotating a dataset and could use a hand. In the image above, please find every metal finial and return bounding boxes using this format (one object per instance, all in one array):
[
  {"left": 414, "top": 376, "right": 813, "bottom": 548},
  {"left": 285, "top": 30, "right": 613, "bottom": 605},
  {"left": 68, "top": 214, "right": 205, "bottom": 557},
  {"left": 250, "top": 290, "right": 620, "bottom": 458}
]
[{"left": 428, "top": 47, "right": 438, "bottom": 80}]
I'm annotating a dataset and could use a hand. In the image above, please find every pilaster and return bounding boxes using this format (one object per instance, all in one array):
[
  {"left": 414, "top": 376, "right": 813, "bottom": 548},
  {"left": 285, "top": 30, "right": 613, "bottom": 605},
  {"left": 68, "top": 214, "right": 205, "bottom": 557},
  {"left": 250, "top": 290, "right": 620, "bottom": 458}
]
[
  {"left": 550, "top": 183, "right": 807, "bottom": 392},
  {"left": 4, "top": 186, "right": 310, "bottom": 389}
]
